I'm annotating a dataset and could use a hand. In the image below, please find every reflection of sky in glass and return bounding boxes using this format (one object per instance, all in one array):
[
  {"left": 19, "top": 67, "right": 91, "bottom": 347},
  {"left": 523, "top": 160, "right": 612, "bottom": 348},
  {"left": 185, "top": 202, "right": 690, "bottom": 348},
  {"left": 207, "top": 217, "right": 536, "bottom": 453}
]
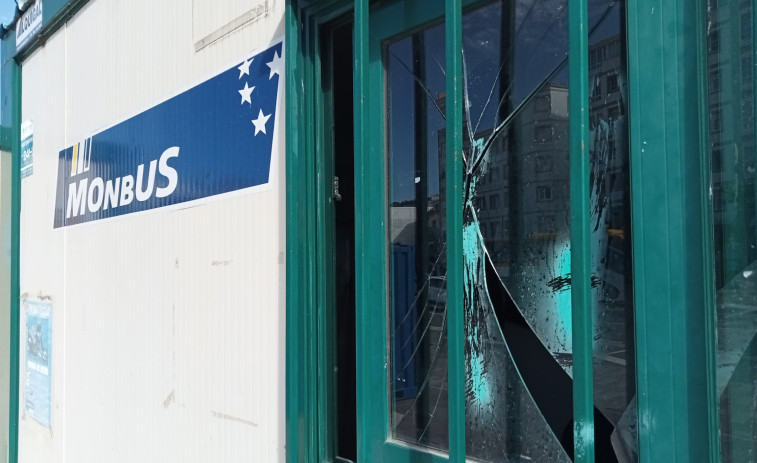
[
  {"left": 0, "top": 0, "right": 16, "bottom": 27},
  {"left": 388, "top": 24, "right": 445, "bottom": 204},
  {"left": 388, "top": 0, "right": 622, "bottom": 205}
]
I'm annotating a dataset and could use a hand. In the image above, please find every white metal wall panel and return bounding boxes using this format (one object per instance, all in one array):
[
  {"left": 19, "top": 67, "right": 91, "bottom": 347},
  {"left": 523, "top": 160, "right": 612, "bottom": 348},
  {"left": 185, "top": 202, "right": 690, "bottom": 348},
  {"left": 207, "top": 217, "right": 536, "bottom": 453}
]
[
  {"left": 19, "top": 31, "right": 67, "bottom": 463},
  {"left": 19, "top": 0, "right": 286, "bottom": 461}
]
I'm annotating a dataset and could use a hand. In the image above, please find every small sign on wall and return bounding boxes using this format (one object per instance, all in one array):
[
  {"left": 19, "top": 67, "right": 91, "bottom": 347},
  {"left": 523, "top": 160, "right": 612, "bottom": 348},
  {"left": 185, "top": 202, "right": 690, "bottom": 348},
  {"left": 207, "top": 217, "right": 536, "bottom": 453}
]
[
  {"left": 16, "top": 0, "right": 43, "bottom": 52},
  {"left": 21, "top": 120, "right": 33, "bottom": 178},
  {"left": 24, "top": 300, "right": 51, "bottom": 428}
]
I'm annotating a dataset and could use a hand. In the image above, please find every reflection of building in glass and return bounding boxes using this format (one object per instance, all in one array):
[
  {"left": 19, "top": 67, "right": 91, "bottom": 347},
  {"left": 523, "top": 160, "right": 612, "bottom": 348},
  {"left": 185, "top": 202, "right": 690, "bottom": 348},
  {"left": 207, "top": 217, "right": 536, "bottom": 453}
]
[
  {"left": 437, "top": 34, "right": 635, "bottom": 423},
  {"left": 587, "top": 34, "right": 630, "bottom": 306},
  {"left": 707, "top": 2, "right": 756, "bottom": 290},
  {"left": 706, "top": 3, "right": 757, "bottom": 462},
  {"left": 472, "top": 84, "right": 570, "bottom": 280}
]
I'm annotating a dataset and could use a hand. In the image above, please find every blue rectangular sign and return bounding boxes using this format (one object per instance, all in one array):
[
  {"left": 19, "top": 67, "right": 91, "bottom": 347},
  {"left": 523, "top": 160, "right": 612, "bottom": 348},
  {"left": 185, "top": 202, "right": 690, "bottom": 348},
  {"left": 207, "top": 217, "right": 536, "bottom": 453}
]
[{"left": 54, "top": 40, "right": 283, "bottom": 228}]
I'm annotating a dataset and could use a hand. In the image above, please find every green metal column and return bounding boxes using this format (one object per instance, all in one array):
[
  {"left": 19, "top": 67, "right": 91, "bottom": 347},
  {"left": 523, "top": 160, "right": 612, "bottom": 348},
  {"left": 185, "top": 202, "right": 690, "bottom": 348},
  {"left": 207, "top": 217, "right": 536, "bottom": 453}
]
[
  {"left": 285, "top": 3, "right": 303, "bottom": 462},
  {"left": 285, "top": 3, "right": 322, "bottom": 462},
  {"left": 0, "top": 35, "right": 20, "bottom": 463},
  {"left": 353, "top": 1, "right": 383, "bottom": 461},
  {"left": 568, "top": 0, "right": 594, "bottom": 461},
  {"left": 444, "top": 1, "right": 465, "bottom": 462},
  {"left": 9, "top": 59, "right": 19, "bottom": 463},
  {"left": 626, "top": 0, "right": 720, "bottom": 461}
]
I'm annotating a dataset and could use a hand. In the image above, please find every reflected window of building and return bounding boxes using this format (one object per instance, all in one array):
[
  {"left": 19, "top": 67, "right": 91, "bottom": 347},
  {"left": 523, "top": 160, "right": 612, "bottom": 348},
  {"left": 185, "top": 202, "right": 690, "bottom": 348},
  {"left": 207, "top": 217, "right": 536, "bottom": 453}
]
[
  {"left": 535, "top": 154, "right": 553, "bottom": 173},
  {"left": 606, "top": 73, "right": 619, "bottom": 93},
  {"left": 535, "top": 95, "right": 551, "bottom": 112},
  {"left": 710, "top": 68, "right": 721, "bottom": 93},
  {"left": 591, "top": 77, "right": 601, "bottom": 102},
  {"left": 536, "top": 186, "right": 553, "bottom": 202},
  {"left": 742, "top": 56, "right": 752, "bottom": 82},
  {"left": 711, "top": 108, "right": 722, "bottom": 133},
  {"left": 741, "top": 12, "right": 751, "bottom": 40},
  {"left": 489, "top": 194, "right": 499, "bottom": 210},
  {"left": 608, "top": 106, "right": 620, "bottom": 121},
  {"left": 709, "top": 29, "right": 720, "bottom": 53},
  {"left": 534, "top": 125, "right": 552, "bottom": 142},
  {"left": 490, "top": 166, "right": 500, "bottom": 182}
]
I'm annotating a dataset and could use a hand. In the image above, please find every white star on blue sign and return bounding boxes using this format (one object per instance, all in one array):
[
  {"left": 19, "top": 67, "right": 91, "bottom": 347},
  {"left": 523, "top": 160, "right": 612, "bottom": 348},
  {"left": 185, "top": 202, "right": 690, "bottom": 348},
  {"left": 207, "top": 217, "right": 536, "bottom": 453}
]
[
  {"left": 235, "top": 47, "right": 281, "bottom": 143},
  {"left": 252, "top": 109, "right": 271, "bottom": 136},
  {"left": 266, "top": 51, "right": 284, "bottom": 80},
  {"left": 239, "top": 82, "right": 254, "bottom": 105}
]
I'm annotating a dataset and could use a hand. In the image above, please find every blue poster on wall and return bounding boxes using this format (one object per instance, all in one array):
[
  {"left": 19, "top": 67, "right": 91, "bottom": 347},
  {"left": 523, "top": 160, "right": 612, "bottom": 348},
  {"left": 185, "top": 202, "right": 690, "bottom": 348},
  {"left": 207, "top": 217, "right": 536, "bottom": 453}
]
[
  {"left": 53, "top": 39, "right": 283, "bottom": 228},
  {"left": 25, "top": 300, "right": 52, "bottom": 428}
]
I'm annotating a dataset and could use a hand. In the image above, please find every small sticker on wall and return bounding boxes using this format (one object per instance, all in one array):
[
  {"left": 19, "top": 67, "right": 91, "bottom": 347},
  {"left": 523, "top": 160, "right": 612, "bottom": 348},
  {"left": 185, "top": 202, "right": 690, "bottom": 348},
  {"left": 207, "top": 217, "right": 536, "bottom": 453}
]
[
  {"left": 24, "top": 299, "right": 51, "bottom": 428},
  {"left": 21, "top": 120, "right": 33, "bottom": 178}
]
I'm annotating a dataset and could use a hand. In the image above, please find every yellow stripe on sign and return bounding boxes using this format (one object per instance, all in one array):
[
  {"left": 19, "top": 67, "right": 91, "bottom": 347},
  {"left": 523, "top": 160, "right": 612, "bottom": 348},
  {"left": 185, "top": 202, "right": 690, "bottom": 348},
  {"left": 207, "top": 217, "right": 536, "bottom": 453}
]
[{"left": 71, "top": 143, "right": 78, "bottom": 176}]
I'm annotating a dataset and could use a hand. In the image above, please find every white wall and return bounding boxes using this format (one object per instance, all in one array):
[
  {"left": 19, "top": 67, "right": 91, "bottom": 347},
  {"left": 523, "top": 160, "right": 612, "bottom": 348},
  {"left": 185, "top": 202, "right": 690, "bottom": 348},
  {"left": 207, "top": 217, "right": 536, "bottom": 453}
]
[{"left": 18, "top": 1, "right": 286, "bottom": 461}]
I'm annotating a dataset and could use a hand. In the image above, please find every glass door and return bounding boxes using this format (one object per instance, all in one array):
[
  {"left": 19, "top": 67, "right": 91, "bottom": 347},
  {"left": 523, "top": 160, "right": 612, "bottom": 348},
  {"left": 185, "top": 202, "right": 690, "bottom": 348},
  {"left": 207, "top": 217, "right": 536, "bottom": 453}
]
[{"left": 356, "top": 0, "right": 637, "bottom": 461}]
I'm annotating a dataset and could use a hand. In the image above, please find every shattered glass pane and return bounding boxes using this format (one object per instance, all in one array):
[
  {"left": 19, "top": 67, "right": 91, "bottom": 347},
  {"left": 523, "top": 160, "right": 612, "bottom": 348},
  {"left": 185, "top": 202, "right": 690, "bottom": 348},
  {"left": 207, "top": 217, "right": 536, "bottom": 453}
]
[
  {"left": 386, "top": 0, "right": 636, "bottom": 460},
  {"left": 707, "top": 1, "right": 757, "bottom": 461},
  {"left": 387, "top": 23, "right": 450, "bottom": 452}
]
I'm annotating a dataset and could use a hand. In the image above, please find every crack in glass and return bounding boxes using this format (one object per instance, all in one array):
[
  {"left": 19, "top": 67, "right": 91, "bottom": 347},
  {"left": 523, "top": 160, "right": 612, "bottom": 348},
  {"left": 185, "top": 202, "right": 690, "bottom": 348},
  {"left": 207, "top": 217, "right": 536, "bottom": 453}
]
[{"left": 386, "top": 1, "right": 637, "bottom": 460}]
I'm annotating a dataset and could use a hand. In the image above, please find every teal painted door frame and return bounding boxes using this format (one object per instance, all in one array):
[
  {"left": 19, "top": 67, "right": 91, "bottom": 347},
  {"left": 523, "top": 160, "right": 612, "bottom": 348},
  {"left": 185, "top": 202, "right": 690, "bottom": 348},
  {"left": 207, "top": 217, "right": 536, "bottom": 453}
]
[
  {"left": 286, "top": 0, "right": 725, "bottom": 462},
  {"left": 626, "top": 0, "right": 720, "bottom": 461},
  {"left": 0, "top": 35, "right": 21, "bottom": 463}
]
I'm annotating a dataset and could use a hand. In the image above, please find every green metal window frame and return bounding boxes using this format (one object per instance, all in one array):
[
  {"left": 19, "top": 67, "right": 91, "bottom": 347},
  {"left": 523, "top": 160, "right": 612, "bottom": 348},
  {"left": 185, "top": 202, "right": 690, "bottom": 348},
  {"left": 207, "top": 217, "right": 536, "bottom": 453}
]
[
  {"left": 626, "top": 0, "right": 720, "bottom": 460},
  {"left": 285, "top": 0, "right": 730, "bottom": 462},
  {"left": 0, "top": 35, "right": 20, "bottom": 463},
  {"left": 0, "top": 0, "right": 727, "bottom": 461},
  {"left": 285, "top": 0, "right": 726, "bottom": 462},
  {"left": 0, "top": 0, "right": 725, "bottom": 461},
  {"left": 0, "top": 0, "right": 727, "bottom": 462}
]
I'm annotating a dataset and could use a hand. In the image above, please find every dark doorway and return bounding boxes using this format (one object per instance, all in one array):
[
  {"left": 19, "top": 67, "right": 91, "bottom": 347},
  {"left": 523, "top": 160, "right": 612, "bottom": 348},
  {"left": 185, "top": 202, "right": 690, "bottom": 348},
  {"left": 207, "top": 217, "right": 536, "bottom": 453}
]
[{"left": 323, "top": 19, "right": 357, "bottom": 463}]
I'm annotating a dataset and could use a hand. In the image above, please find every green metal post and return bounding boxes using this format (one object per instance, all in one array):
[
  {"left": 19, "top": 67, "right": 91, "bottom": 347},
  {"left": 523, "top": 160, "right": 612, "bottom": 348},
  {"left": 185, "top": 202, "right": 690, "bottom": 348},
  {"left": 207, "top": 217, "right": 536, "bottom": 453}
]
[
  {"left": 568, "top": 0, "right": 594, "bottom": 461},
  {"left": 8, "top": 57, "right": 19, "bottom": 463},
  {"left": 0, "top": 39, "right": 20, "bottom": 462},
  {"left": 354, "top": 1, "right": 381, "bottom": 461},
  {"left": 285, "top": 3, "right": 302, "bottom": 462},
  {"left": 444, "top": 0, "right": 465, "bottom": 462},
  {"left": 0, "top": 31, "right": 20, "bottom": 463},
  {"left": 626, "top": 0, "right": 719, "bottom": 461},
  {"left": 285, "top": 3, "right": 320, "bottom": 462},
  {"left": 699, "top": 1, "right": 719, "bottom": 461}
]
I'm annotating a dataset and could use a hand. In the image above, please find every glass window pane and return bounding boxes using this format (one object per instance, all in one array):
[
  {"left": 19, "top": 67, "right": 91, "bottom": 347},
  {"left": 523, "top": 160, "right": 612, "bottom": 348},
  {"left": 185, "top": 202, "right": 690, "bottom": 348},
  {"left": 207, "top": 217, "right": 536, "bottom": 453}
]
[
  {"left": 459, "top": 0, "right": 636, "bottom": 460},
  {"left": 387, "top": 23, "right": 450, "bottom": 453},
  {"left": 385, "top": 1, "right": 636, "bottom": 460},
  {"left": 708, "top": 1, "right": 757, "bottom": 461}
]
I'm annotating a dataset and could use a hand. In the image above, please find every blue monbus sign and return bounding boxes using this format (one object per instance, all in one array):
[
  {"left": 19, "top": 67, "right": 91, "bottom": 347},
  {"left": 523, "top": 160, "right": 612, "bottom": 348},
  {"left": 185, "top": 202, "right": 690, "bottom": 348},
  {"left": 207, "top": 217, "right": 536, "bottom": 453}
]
[{"left": 54, "top": 40, "right": 283, "bottom": 228}]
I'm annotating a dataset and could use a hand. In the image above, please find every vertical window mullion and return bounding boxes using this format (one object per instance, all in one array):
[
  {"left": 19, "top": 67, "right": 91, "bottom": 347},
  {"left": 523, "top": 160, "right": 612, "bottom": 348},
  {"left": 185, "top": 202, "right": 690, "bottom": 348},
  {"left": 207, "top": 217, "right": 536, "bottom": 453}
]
[
  {"left": 627, "top": 0, "right": 717, "bottom": 460},
  {"left": 568, "top": 0, "right": 594, "bottom": 461},
  {"left": 444, "top": 1, "right": 465, "bottom": 462},
  {"left": 353, "top": 0, "right": 377, "bottom": 460}
]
